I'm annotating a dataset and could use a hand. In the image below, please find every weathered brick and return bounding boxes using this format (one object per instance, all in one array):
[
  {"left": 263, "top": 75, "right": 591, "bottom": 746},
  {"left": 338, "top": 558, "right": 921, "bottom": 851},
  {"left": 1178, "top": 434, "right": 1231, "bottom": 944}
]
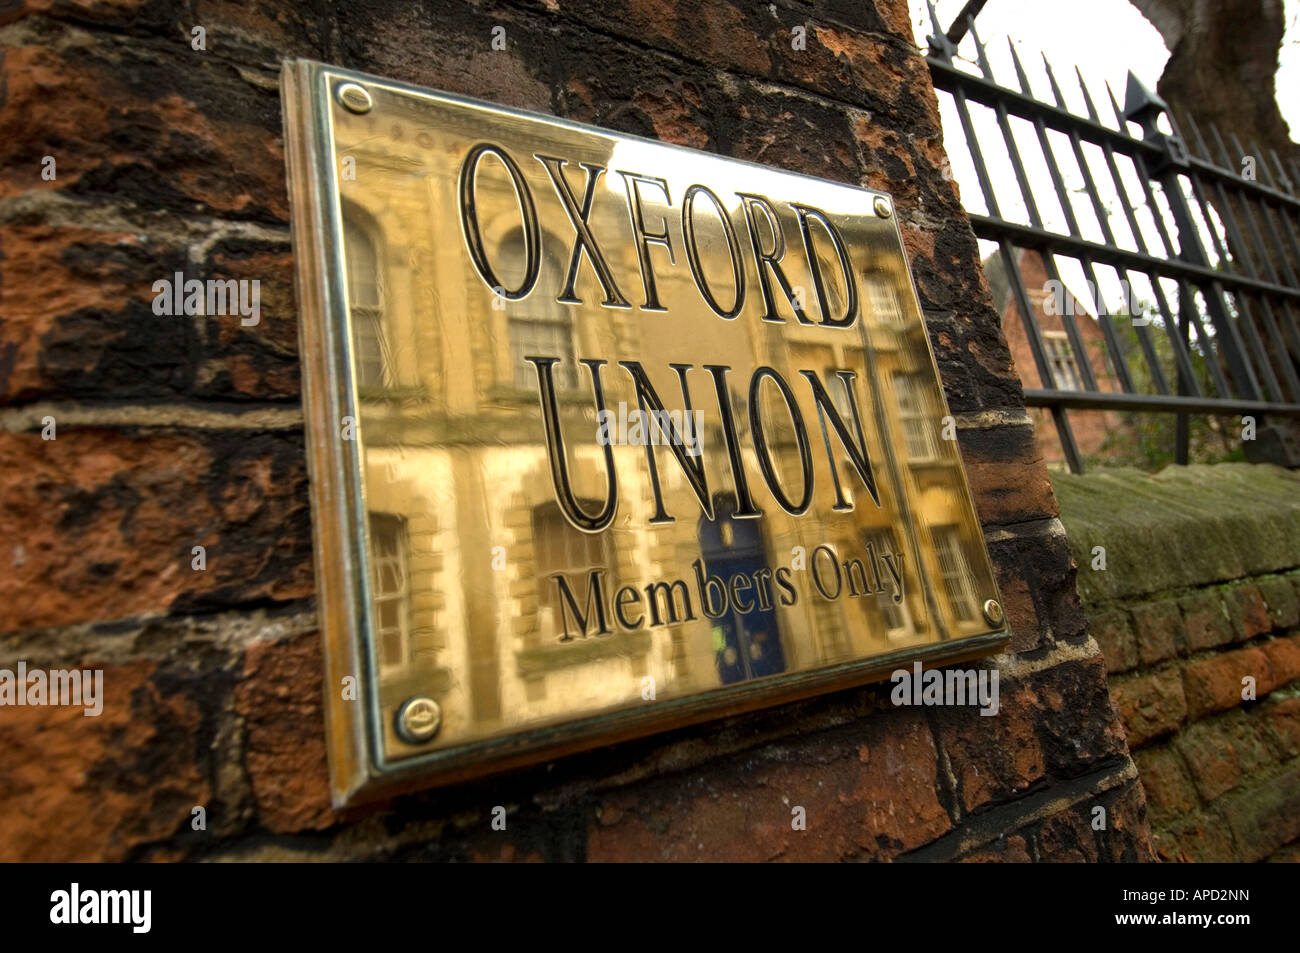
[
  {"left": 586, "top": 709, "right": 950, "bottom": 861},
  {"left": 1173, "top": 717, "right": 1244, "bottom": 802},
  {"left": 233, "top": 632, "right": 337, "bottom": 833},
  {"left": 1130, "top": 598, "right": 1182, "bottom": 666},
  {"left": 1090, "top": 606, "right": 1140, "bottom": 674},
  {"left": 0, "top": 429, "right": 313, "bottom": 634},
  {"left": 1111, "top": 665, "right": 1187, "bottom": 747},
  {"left": 1178, "top": 589, "right": 1237, "bottom": 652},
  {"left": 985, "top": 528, "right": 1089, "bottom": 654},
  {"left": 1151, "top": 807, "right": 1236, "bottom": 862},
  {"left": 958, "top": 833, "right": 1032, "bottom": 862},
  {"left": 1261, "top": 696, "right": 1300, "bottom": 757},
  {"left": 1256, "top": 574, "right": 1300, "bottom": 630},
  {"left": 0, "top": 43, "right": 288, "bottom": 223},
  {"left": 1216, "top": 765, "right": 1300, "bottom": 862},
  {"left": 0, "top": 660, "right": 206, "bottom": 861},
  {"left": 1133, "top": 745, "right": 1198, "bottom": 824},
  {"left": 931, "top": 675, "right": 1045, "bottom": 813},
  {"left": 956, "top": 423, "right": 1059, "bottom": 527},
  {"left": 1183, "top": 647, "right": 1275, "bottom": 719},
  {"left": 1262, "top": 634, "right": 1300, "bottom": 688},
  {"left": 1024, "top": 655, "right": 1129, "bottom": 778},
  {"left": 0, "top": 225, "right": 298, "bottom": 404},
  {"left": 1225, "top": 582, "right": 1273, "bottom": 641}
]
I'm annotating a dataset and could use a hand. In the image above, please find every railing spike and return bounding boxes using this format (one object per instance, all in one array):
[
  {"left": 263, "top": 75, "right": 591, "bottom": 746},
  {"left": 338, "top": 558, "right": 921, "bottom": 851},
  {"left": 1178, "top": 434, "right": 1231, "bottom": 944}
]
[
  {"left": 1040, "top": 52, "right": 1068, "bottom": 110},
  {"left": 1006, "top": 38, "right": 1032, "bottom": 95}
]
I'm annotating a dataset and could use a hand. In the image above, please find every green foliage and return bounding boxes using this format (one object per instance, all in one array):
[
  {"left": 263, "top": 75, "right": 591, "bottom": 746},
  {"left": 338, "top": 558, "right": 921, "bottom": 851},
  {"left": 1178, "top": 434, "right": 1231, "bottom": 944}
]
[{"left": 1085, "top": 311, "right": 1246, "bottom": 472}]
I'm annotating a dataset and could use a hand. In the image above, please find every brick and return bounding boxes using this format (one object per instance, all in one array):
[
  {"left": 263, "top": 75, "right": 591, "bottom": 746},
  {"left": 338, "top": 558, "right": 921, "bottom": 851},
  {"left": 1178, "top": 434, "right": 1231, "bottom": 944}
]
[
  {"left": 1225, "top": 582, "right": 1273, "bottom": 641},
  {"left": 1034, "top": 802, "right": 1101, "bottom": 862},
  {"left": 0, "top": 660, "right": 207, "bottom": 861},
  {"left": 1100, "top": 780, "right": 1158, "bottom": 862},
  {"left": 1151, "top": 807, "right": 1236, "bottom": 863},
  {"left": 1133, "top": 745, "right": 1198, "bottom": 824},
  {"left": 0, "top": 429, "right": 314, "bottom": 634},
  {"left": 233, "top": 632, "right": 337, "bottom": 833},
  {"left": 957, "top": 423, "right": 1059, "bottom": 527},
  {"left": 193, "top": 237, "right": 300, "bottom": 401},
  {"left": 1256, "top": 574, "right": 1300, "bottom": 630},
  {"left": 1022, "top": 655, "right": 1129, "bottom": 778},
  {"left": 1090, "top": 607, "right": 1140, "bottom": 674},
  {"left": 1111, "top": 665, "right": 1187, "bottom": 748},
  {"left": 1178, "top": 590, "right": 1237, "bottom": 652},
  {"left": 1130, "top": 598, "right": 1182, "bottom": 666},
  {"left": 0, "top": 0, "right": 330, "bottom": 59},
  {"left": 1261, "top": 696, "right": 1300, "bottom": 757},
  {"left": 586, "top": 709, "right": 950, "bottom": 861},
  {"left": 1183, "top": 647, "right": 1275, "bottom": 719},
  {"left": 985, "top": 528, "right": 1089, "bottom": 654},
  {"left": 1216, "top": 765, "right": 1300, "bottom": 862},
  {"left": 1173, "top": 719, "right": 1244, "bottom": 802},
  {"left": 958, "top": 833, "right": 1033, "bottom": 862},
  {"left": 1262, "top": 634, "right": 1300, "bottom": 688},
  {"left": 0, "top": 225, "right": 299, "bottom": 404},
  {"left": 931, "top": 676, "right": 1045, "bottom": 813},
  {"left": 0, "top": 43, "right": 288, "bottom": 223}
]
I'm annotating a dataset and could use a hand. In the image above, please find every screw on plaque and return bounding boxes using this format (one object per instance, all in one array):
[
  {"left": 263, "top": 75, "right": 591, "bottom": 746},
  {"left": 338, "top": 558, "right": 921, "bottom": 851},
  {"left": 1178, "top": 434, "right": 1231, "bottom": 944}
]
[
  {"left": 982, "top": 599, "right": 1005, "bottom": 627},
  {"left": 873, "top": 196, "right": 892, "bottom": 218},
  {"left": 336, "top": 82, "right": 373, "bottom": 114},
  {"left": 395, "top": 695, "right": 442, "bottom": 744}
]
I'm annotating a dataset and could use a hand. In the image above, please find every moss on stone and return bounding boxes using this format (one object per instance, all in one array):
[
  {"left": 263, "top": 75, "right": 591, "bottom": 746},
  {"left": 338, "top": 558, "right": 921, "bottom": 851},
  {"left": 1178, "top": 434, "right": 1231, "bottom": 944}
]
[{"left": 1053, "top": 463, "right": 1300, "bottom": 604}]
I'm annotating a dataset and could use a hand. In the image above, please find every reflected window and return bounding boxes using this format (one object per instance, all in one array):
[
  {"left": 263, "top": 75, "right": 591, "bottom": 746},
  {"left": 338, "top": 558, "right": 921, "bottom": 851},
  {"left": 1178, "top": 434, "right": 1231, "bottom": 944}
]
[
  {"left": 931, "top": 525, "right": 978, "bottom": 624},
  {"left": 1043, "top": 331, "right": 1083, "bottom": 391},
  {"left": 510, "top": 317, "right": 578, "bottom": 390},
  {"left": 866, "top": 277, "right": 902, "bottom": 324},
  {"left": 533, "top": 502, "right": 612, "bottom": 623},
  {"left": 865, "top": 529, "right": 911, "bottom": 638},
  {"left": 500, "top": 227, "right": 579, "bottom": 391},
  {"left": 369, "top": 513, "right": 410, "bottom": 672},
  {"left": 345, "top": 217, "right": 388, "bottom": 391},
  {"left": 895, "top": 373, "right": 940, "bottom": 462}
]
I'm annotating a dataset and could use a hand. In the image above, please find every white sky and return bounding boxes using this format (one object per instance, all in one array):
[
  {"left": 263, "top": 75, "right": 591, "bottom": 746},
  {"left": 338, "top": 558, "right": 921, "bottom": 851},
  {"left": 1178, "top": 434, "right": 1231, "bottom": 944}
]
[
  {"left": 909, "top": 0, "right": 1300, "bottom": 135},
  {"left": 904, "top": 0, "right": 1300, "bottom": 324}
]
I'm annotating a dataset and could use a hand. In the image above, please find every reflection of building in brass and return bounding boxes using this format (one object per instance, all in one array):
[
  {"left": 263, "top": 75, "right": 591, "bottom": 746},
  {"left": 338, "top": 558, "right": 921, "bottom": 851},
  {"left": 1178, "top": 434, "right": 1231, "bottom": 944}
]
[
  {"left": 396, "top": 696, "right": 442, "bottom": 744},
  {"left": 282, "top": 60, "right": 1008, "bottom": 805}
]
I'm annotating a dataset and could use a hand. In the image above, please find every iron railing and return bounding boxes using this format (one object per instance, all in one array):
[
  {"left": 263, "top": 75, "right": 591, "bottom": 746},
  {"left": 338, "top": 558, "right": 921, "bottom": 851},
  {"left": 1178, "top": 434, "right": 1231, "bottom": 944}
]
[{"left": 924, "top": 0, "right": 1300, "bottom": 472}]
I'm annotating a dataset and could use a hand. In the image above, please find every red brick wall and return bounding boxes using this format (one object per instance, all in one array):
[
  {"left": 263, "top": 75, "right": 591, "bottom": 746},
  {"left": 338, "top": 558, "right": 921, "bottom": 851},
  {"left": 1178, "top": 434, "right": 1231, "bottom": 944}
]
[
  {"left": 1057, "top": 465, "right": 1300, "bottom": 862},
  {"left": 0, "top": 0, "right": 1152, "bottom": 861},
  {"left": 996, "top": 250, "right": 1128, "bottom": 467}
]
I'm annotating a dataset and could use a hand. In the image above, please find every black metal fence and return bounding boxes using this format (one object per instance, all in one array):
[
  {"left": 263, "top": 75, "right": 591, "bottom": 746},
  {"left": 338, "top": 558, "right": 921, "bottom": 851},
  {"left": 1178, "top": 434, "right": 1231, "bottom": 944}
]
[{"left": 924, "top": 1, "right": 1300, "bottom": 472}]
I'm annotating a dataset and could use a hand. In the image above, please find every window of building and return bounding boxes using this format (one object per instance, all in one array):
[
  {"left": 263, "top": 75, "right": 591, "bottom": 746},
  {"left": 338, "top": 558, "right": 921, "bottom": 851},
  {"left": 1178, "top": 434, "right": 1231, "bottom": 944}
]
[
  {"left": 509, "top": 317, "right": 578, "bottom": 390},
  {"left": 895, "top": 373, "right": 940, "bottom": 462},
  {"left": 866, "top": 277, "right": 903, "bottom": 324},
  {"left": 368, "top": 513, "right": 410, "bottom": 673},
  {"left": 931, "top": 525, "right": 979, "bottom": 625},
  {"left": 499, "top": 227, "right": 579, "bottom": 392},
  {"left": 865, "top": 529, "right": 911, "bottom": 638},
  {"left": 1042, "top": 331, "right": 1083, "bottom": 391},
  {"left": 532, "top": 502, "right": 613, "bottom": 628},
  {"left": 345, "top": 217, "right": 388, "bottom": 391}
]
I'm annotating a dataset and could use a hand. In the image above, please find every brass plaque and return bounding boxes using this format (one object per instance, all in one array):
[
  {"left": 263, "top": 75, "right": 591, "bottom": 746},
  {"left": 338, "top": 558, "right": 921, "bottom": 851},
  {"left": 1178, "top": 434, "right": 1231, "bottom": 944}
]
[{"left": 281, "top": 60, "right": 1007, "bottom": 805}]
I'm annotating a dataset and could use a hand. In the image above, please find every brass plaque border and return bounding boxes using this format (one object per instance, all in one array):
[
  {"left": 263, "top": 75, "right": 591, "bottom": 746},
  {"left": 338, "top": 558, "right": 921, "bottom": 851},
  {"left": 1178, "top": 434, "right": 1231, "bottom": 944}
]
[{"left": 281, "top": 59, "right": 1009, "bottom": 807}]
